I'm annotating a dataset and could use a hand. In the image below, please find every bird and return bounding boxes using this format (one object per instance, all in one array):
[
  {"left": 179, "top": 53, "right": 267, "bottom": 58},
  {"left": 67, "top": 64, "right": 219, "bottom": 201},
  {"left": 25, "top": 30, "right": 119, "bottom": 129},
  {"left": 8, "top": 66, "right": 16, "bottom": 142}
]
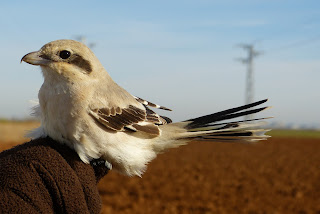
[{"left": 21, "top": 39, "right": 271, "bottom": 177}]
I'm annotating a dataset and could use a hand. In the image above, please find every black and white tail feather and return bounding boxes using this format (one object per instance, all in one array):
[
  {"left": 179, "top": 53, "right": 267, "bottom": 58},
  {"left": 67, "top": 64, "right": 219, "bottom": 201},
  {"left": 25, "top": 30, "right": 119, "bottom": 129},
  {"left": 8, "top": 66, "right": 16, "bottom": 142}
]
[{"left": 161, "top": 99, "right": 271, "bottom": 146}]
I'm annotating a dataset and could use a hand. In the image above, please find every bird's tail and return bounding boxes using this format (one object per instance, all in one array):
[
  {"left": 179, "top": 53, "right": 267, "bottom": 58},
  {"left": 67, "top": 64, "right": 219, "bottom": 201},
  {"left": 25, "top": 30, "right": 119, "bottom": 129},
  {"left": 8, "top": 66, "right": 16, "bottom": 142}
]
[{"left": 156, "top": 99, "right": 271, "bottom": 151}]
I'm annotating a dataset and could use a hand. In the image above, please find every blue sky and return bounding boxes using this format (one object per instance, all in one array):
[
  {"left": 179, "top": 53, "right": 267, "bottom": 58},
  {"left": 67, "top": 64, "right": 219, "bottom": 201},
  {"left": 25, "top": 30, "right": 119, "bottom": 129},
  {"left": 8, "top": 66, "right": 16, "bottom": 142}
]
[{"left": 1, "top": 0, "right": 320, "bottom": 127}]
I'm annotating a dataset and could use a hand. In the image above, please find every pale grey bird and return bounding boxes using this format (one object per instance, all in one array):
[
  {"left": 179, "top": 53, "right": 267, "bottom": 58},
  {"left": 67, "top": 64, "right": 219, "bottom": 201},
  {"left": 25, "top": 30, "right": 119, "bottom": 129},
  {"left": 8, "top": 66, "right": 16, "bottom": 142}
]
[{"left": 21, "top": 39, "right": 271, "bottom": 177}]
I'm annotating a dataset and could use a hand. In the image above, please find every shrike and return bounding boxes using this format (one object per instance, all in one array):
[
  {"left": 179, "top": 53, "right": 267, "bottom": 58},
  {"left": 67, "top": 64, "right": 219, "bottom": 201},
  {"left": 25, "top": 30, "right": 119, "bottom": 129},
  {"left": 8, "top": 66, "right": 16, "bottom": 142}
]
[{"left": 21, "top": 40, "right": 270, "bottom": 177}]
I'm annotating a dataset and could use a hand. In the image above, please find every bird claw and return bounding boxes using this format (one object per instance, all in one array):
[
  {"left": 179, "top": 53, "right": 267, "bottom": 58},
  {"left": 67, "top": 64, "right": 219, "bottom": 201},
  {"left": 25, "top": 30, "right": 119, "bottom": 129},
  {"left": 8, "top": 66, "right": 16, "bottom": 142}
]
[
  {"left": 90, "top": 159, "right": 112, "bottom": 170},
  {"left": 90, "top": 159, "right": 105, "bottom": 167},
  {"left": 105, "top": 161, "right": 112, "bottom": 170}
]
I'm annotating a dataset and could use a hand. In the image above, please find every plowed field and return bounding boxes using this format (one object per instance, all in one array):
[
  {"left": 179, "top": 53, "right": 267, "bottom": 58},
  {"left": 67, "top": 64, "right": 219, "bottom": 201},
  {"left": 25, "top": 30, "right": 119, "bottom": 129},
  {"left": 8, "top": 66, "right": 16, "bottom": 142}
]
[{"left": 97, "top": 137, "right": 320, "bottom": 214}]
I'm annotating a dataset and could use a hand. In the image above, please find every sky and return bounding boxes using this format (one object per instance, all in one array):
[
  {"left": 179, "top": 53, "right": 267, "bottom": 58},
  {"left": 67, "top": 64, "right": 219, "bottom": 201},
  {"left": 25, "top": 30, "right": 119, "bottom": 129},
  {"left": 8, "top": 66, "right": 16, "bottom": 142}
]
[{"left": 0, "top": 0, "right": 320, "bottom": 127}]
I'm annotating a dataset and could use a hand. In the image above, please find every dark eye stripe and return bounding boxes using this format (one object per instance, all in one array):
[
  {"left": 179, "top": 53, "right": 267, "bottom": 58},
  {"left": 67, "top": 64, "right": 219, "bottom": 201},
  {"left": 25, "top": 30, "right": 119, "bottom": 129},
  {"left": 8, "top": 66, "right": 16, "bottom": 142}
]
[
  {"left": 69, "top": 54, "right": 92, "bottom": 73},
  {"left": 40, "top": 52, "right": 92, "bottom": 74}
]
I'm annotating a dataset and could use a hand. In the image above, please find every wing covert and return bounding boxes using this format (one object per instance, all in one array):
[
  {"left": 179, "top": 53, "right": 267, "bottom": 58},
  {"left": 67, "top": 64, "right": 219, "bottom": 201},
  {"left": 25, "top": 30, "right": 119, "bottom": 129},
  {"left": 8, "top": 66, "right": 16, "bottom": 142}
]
[{"left": 89, "top": 105, "right": 161, "bottom": 135}]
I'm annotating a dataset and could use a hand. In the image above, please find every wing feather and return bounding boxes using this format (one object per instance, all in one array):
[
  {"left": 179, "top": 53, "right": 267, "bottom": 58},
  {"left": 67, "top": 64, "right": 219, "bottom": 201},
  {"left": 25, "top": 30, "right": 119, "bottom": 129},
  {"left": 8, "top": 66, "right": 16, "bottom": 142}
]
[
  {"left": 89, "top": 94, "right": 174, "bottom": 136},
  {"left": 90, "top": 105, "right": 162, "bottom": 135},
  {"left": 133, "top": 96, "right": 172, "bottom": 111}
]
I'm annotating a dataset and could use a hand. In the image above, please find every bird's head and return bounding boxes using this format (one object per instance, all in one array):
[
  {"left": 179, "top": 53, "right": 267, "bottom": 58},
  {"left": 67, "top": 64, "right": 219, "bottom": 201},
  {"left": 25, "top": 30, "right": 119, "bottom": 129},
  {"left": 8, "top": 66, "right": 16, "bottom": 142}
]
[{"left": 21, "top": 39, "right": 104, "bottom": 81}]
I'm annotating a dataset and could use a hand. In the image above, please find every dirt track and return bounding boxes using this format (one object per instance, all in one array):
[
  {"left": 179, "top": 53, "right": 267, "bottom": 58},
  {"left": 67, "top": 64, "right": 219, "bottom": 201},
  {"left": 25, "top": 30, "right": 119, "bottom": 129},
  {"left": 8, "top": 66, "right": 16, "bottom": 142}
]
[{"left": 1, "top": 137, "right": 320, "bottom": 213}]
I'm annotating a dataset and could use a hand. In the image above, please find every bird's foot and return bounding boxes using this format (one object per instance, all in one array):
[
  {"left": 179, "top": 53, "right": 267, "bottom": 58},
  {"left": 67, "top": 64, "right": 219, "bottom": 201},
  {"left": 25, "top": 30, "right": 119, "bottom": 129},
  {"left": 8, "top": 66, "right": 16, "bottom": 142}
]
[
  {"left": 90, "top": 159, "right": 105, "bottom": 167},
  {"left": 91, "top": 159, "right": 112, "bottom": 170}
]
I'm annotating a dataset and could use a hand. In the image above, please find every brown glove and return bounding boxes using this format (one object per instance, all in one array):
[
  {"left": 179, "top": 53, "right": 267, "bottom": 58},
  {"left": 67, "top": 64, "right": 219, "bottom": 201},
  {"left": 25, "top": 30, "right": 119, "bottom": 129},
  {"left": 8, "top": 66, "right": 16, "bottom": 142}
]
[{"left": 0, "top": 137, "right": 109, "bottom": 214}]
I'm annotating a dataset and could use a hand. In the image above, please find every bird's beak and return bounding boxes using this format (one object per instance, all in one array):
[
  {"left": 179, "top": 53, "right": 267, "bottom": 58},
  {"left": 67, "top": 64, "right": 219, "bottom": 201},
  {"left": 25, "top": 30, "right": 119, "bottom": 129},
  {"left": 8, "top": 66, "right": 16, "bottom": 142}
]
[{"left": 21, "top": 51, "right": 50, "bottom": 66}]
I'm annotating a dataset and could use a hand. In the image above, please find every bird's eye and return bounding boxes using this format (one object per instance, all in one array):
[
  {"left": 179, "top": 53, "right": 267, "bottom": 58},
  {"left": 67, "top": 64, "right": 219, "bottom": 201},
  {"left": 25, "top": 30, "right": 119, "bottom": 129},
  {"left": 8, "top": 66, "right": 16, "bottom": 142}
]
[{"left": 59, "top": 50, "right": 71, "bottom": 59}]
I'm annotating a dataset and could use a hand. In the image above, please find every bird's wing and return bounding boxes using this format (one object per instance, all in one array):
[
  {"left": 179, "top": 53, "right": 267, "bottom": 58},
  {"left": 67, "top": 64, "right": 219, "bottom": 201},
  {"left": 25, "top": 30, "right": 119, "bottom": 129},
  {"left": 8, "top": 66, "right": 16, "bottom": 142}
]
[
  {"left": 89, "top": 103, "right": 171, "bottom": 136},
  {"left": 133, "top": 96, "right": 172, "bottom": 111},
  {"left": 133, "top": 96, "right": 173, "bottom": 124}
]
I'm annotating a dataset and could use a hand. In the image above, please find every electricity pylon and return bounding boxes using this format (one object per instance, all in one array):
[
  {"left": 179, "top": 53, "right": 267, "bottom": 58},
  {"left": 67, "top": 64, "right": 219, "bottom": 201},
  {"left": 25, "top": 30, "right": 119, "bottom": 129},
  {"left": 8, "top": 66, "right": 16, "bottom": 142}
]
[{"left": 237, "top": 44, "right": 261, "bottom": 120}]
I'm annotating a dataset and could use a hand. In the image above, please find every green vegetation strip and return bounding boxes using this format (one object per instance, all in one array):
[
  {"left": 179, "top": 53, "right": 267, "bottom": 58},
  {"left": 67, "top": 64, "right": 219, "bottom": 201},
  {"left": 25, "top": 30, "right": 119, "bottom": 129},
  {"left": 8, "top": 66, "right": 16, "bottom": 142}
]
[{"left": 269, "top": 129, "right": 320, "bottom": 139}]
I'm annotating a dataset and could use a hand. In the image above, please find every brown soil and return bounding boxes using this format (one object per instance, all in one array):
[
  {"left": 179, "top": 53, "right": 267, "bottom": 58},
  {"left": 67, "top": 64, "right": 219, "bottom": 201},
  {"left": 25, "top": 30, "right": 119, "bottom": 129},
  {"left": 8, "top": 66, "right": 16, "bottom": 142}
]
[{"left": 1, "top": 137, "right": 320, "bottom": 213}]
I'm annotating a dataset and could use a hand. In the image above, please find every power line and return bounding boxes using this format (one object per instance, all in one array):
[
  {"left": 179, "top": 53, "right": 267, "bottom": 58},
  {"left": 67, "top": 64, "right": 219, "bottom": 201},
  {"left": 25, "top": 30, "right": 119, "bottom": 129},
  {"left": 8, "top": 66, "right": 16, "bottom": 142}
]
[
  {"left": 265, "top": 34, "right": 320, "bottom": 54},
  {"left": 234, "top": 33, "right": 320, "bottom": 120}
]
